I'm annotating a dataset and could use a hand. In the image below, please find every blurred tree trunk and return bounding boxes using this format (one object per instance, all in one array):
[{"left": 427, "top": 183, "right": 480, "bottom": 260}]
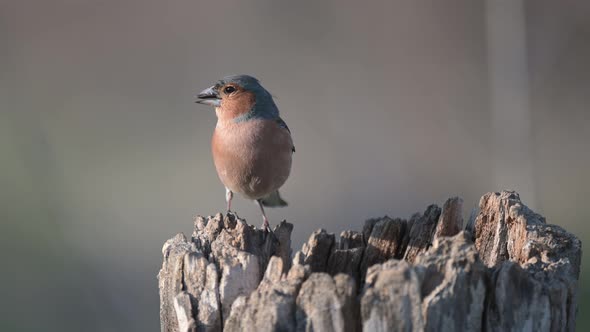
[{"left": 486, "top": 0, "right": 536, "bottom": 207}]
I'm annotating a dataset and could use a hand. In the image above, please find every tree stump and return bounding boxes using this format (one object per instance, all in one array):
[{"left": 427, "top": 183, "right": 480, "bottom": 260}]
[{"left": 158, "top": 191, "right": 582, "bottom": 331}]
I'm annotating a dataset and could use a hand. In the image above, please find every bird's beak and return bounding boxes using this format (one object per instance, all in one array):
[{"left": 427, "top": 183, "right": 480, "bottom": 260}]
[{"left": 195, "top": 86, "right": 221, "bottom": 107}]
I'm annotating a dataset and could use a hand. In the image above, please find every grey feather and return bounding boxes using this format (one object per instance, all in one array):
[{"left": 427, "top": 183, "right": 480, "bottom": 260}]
[{"left": 259, "top": 190, "right": 288, "bottom": 207}]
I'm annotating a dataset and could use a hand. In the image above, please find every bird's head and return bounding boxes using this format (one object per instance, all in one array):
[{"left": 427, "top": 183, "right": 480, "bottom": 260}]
[{"left": 195, "top": 74, "right": 279, "bottom": 122}]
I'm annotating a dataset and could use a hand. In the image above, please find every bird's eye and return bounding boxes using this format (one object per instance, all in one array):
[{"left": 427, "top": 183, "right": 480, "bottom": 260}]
[{"left": 224, "top": 86, "right": 236, "bottom": 94}]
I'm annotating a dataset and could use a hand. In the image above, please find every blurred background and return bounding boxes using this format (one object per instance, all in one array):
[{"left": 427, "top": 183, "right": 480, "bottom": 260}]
[{"left": 1, "top": 0, "right": 589, "bottom": 330}]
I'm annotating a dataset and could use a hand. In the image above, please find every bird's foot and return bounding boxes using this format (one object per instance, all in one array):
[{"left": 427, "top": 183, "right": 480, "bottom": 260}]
[
  {"left": 226, "top": 210, "right": 243, "bottom": 221},
  {"left": 262, "top": 218, "right": 273, "bottom": 234}
]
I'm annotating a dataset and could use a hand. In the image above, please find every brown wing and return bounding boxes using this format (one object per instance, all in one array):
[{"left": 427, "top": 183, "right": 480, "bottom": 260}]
[{"left": 276, "top": 118, "right": 295, "bottom": 153}]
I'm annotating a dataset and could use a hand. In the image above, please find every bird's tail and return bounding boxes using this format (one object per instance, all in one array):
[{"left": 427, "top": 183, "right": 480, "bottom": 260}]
[{"left": 259, "top": 190, "right": 288, "bottom": 207}]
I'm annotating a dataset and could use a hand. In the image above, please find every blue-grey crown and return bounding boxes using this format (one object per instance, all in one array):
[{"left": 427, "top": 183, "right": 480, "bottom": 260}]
[
  {"left": 219, "top": 74, "right": 280, "bottom": 122},
  {"left": 217, "top": 74, "right": 261, "bottom": 90}
]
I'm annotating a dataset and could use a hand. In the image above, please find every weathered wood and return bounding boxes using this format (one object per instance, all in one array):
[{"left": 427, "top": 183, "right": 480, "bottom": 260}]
[
  {"left": 361, "top": 260, "right": 424, "bottom": 331},
  {"left": 474, "top": 191, "right": 582, "bottom": 331},
  {"left": 433, "top": 196, "right": 464, "bottom": 239},
  {"left": 403, "top": 205, "right": 442, "bottom": 263},
  {"left": 360, "top": 217, "right": 408, "bottom": 278},
  {"left": 293, "top": 228, "right": 335, "bottom": 273},
  {"left": 159, "top": 191, "right": 582, "bottom": 332},
  {"left": 159, "top": 233, "right": 196, "bottom": 332},
  {"left": 417, "top": 231, "right": 487, "bottom": 331},
  {"left": 224, "top": 257, "right": 309, "bottom": 331},
  {"left": 158, "top": 213, "right": 293, "bottom": 332},
  {"left": 295, "top": 272, "right": 358, "bottom": 331},
  {"left": 326, "top": 231, "right": 365, "bottom": 283}
]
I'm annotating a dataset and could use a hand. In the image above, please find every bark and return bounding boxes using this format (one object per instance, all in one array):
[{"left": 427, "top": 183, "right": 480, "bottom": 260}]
[{"left": 159, "top": 191, "right": 582, "bottom": 332}]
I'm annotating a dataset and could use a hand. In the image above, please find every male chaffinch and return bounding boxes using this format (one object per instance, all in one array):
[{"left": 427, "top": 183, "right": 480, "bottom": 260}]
[{"left": 196, "top": 75, "right": 294, "bottom": 231}]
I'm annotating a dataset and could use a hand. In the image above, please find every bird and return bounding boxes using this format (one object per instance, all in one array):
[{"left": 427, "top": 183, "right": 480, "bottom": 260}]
[{"left": 195, "top": 75, "right": 294, "bottom": 231}]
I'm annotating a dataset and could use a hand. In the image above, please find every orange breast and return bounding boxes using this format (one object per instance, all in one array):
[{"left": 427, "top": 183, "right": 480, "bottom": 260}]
[
  {"left": 211, "top": 118, "right": 293, "bottom": 199},
  {"left": 215, "top": 91, "right": 256, "bottom": 121}
]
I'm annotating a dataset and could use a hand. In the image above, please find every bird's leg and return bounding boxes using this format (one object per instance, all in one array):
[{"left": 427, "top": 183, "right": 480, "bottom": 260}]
[
  {"left": 225, "top": 188, "right": 233, "bottom": 212},
  {"left": 255, "top": 199, "right": 272, "bottom": 233}
]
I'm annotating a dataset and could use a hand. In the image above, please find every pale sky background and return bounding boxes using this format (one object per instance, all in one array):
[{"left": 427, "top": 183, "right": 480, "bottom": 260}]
[{"left": 2, "top": 1, "right": 589, "bottom": 331}]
